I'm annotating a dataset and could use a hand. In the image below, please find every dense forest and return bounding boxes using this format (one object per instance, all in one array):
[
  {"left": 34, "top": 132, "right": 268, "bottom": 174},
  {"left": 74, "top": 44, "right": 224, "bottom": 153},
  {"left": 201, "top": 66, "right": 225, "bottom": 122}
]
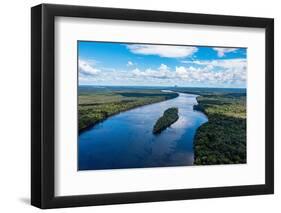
[
  {"left": 79, "top": 87, "right": 179, "bottom": 132},
  {"left": 193, "top": 93, "right": 246, "bottom": 165},
  {"left": 153, "top": 107, "right": 179, "bottom": 134}
]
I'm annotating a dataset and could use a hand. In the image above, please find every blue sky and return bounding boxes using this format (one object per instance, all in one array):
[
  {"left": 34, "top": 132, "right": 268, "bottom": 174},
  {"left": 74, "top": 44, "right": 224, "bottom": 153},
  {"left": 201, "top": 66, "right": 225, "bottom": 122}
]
[{"left": 78, "top": 41, "right": 247, "bottom": 88}]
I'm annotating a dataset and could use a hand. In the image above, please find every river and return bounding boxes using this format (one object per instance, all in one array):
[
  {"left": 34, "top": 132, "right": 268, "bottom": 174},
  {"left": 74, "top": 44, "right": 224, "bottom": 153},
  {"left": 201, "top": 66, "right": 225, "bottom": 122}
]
[{"left": 78, "top": 92, "right": 208, "bottom": 170}]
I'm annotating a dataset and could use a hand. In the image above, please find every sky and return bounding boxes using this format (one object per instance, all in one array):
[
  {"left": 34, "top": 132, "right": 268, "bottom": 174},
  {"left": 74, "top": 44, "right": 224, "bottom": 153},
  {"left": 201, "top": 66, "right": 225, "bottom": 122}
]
[{"left": 78, "top": 41, "right": 247, "bottom": 88}]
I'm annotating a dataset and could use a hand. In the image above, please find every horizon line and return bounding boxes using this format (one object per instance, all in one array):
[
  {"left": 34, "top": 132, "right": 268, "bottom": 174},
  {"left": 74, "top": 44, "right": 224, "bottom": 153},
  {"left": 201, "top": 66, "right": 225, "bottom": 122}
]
[{"left": 79, "top": 84, "right": 246, "bottom": 89}]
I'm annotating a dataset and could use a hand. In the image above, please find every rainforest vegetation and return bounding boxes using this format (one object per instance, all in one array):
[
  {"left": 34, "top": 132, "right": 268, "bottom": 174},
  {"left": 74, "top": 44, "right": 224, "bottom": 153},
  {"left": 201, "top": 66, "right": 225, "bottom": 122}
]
[
  {"left": 78, "top": 86, "right": 179, "bottom": 132},
  {"left": 153, "top": 107, "right": 179, "bottom": 134},
  {"left": 192, "top": 92, "right": 246, "bottom": 165}
]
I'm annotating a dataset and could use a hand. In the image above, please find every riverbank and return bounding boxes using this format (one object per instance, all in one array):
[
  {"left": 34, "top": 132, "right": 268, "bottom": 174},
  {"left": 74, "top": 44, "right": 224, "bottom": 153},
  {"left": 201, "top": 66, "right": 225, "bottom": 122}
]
[
  {"left": 193, "top": 93, "right": 246, "bottom": 165},
  {"left": 79, "top": 90, "right": 179, "bottom": 133}
]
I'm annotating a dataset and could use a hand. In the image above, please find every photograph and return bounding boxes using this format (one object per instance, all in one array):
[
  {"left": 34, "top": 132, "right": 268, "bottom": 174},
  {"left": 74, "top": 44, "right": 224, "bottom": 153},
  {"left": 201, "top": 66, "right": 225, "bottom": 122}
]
[
  {"left": 30, "top": 3, "right": 274, "bottom": 209},
  {"left": 78, "top": 41, "right": 247, "bottom": 171}
]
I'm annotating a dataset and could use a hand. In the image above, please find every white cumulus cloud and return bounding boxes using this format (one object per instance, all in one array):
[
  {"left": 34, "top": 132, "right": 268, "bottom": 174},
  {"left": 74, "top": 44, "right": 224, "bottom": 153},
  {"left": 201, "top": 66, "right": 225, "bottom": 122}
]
[
  {"left": 79, "top": 59, "right": 100, "bottom": 76},
  {"left": 174, "top": 58, "right": 246, "bottom": 86},
  {"left": 132, "top": 67, "right": 173, "bottom": 80},
  {"left": 193, "top": 58, "right": 247, "bottom": 70},
  {"left": 79, "top": 58, "right": 246, "bottom": 87},
  {"left": 126, "top": 44, "right": 198, "bottom": 58},
  {"left": 159, "top": 64, "right": 169, "bottom": 70},
  {"left": 127, "top": 61, "right": 134, "bottom": 66},
  {"left": 213, "top": 48, "right": 238, "bottom": 57}
]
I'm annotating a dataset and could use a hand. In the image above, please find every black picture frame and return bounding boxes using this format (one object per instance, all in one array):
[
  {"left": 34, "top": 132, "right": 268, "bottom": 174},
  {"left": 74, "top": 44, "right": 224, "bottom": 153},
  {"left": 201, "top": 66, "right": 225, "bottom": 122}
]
[{"left": 31, "top": 3, "right": 274, "bottom": 209}]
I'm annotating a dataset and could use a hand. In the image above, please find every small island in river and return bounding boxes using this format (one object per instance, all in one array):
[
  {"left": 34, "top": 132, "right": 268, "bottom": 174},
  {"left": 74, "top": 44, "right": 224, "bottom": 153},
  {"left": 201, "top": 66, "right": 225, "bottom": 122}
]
[{"left": 153, "top": 107, "right": 179, "bottom": 134}]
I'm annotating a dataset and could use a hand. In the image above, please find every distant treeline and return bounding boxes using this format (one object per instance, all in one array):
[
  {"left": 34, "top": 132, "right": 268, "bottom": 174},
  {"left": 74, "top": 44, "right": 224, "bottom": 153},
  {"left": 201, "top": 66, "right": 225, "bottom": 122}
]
[
  {"left": 172, "top": 87, "right": 246, "bottom": 96},
  {"left": 193, "top": 93, "right": 246, "bottom": 165},
  {"left": 153, "top": 107, "right": 179, "bottom": 134}
]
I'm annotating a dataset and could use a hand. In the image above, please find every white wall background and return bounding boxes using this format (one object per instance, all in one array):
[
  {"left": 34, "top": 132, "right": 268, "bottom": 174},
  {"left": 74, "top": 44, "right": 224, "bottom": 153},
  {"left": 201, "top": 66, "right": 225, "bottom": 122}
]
[{"left": 0, "top": 0, "right": 279, "bottom": 212}]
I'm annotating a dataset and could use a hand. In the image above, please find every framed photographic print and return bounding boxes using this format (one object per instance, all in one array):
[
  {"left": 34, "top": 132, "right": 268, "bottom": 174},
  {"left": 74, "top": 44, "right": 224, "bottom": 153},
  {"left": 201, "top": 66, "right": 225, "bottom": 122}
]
[{"left": 31, "top": 3, "right": 274, "bottom": 209}]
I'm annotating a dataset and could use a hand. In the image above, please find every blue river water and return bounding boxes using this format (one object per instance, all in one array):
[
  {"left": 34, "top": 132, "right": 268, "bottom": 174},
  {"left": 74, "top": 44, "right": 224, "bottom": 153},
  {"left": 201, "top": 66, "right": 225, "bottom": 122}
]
[{"left": 78, "top": 92, "right": 208, "bottom": 170}]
